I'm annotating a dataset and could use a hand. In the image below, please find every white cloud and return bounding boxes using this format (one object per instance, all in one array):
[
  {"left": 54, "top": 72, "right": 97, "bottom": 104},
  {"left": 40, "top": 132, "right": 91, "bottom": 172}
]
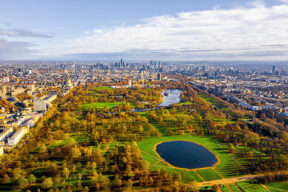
[
  {"left": 0, "top": 28, "right": 52, "bottom": 38},
  {"left": 0, "top": 39, "right": 37, "bottom": 59},
  {"left": 52, "top": 2, "right": 288, "bottom": 60}
]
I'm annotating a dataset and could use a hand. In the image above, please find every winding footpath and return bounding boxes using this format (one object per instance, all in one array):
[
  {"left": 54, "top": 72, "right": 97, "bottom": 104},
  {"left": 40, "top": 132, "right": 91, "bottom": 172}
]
[{"left": 198, "top": 173, "right": 279, "bottom": 187}]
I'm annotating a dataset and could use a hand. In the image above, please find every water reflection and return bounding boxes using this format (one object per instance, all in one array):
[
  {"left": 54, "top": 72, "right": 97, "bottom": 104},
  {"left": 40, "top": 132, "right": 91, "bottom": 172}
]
[
  {"left": 159, "top": 89, "right": 182, "bottom": 107},
  {"left": 156, "top": 141, "right": 218, "bottom": 169}
]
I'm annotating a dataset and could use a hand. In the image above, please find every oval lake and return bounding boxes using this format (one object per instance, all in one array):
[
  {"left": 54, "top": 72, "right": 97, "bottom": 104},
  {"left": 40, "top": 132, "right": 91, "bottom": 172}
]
[{"left": 155, "top": 141, "right": 218, "bottom": 169}]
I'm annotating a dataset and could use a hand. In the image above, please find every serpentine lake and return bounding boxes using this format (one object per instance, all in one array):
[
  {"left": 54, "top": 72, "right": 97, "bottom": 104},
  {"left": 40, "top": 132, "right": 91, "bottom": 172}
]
[
  {"left": 159, "top": 89, "right": 183, "bottom": 107},
  {"left": 156, "top": 141, "right": 218, "bottom": 169}
]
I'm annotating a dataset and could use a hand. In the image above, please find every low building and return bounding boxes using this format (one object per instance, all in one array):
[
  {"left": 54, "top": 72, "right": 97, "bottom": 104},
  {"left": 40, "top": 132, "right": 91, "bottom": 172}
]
[
  {"left": 7, "top": 126, "right": 28, "bottom": 147},
  {"left": 45, "top": 94, "right": 57, "bottom": 103},
  {"left": 33, "top": 100, "right": 47, "bottom": 112},
  {"left": 0, "top": 127, "right": 14, "bottom": 141}
]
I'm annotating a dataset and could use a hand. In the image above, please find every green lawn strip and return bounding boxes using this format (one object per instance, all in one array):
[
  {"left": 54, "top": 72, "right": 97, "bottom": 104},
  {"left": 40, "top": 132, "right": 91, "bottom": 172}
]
[
  {"left": 82, "top": 101, "right": 136, "bottom": 110},
  {"left": 149, "top": 121, "right": 169, "bottom": 136},
  {"left": 221, "top": 185, "right": 233, "bottom": 192},
  {"left": 48, "top": 136, "right": 82, "bottom": 149},
  {"left": 177, "top": 101, "right": 193, "bottom": 106},
  {"left": 206, "top": 141, "right": 239, "bottom": 178},
  {"left": 137, "top": 135, "right": 235, "bottom": 182},
  {"left": 98, "top": 141, "right": 124, "bottom": 153},
  {"left": 93, "top": 86, "right": 112, "bottom": 90},
  {"left": 49, "top": 139, "right": 71, "bottom": 148},
  {"left": 265, "top": 181, "right": 288, "bottom": 192},
  {"left": 161, "top": 167, "right": 203, "bottom": 182},
  {"left": 215, "top": 144, "right": 244, "bottom": 178},
  {"left": 196, "top": 168, "right": 223, "bottom": 181},
  {"left": 236, "top": 181, "right": 268, "bottom": 192},
  {"left": 229, "top": 184, "right": 243, "bottom": 192},
  {"left": 198, "top": 93, "right": 227, "bottom": 109},
  {"left": 142, "top": 114, "right": 169, "bottom": 136}
]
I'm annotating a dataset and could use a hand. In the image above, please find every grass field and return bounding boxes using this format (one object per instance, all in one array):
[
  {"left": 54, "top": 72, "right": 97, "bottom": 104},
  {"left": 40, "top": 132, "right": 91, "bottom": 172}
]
[
  {"left": 82, "top": 101, "right": 136, "bottom": 110},
  {"left": 93, "top": 86, "right": 112, "bottom": 90},
  {"left": 229, "top": 184, "right": 242, "bottom": 192},
  {"left": 221, "top": 185, "right": 232, "bottom": 192},
  {"left": 196, "top": 168, "right": 223, "bottom": 181},
  {"left": 198, "top": 93, "right": 227, "bottom": 110},
  {"left": 177, "top": 101, "right": 193, "bottom": 106},
  {"left": 265, "top": 181, "right": 288, "bottom": 192},
  {"left": 236, "top": 181, "right": 268, "bottom": 192},
  {"left": 137, "top": 134, "right": 237, "bottom": 182}
]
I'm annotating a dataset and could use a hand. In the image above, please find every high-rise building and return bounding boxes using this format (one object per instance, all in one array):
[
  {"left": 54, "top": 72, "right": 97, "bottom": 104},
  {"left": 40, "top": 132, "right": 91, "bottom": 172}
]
[
  {"left": 158, "top": 61, "right": 162, "bottom": 69},
  {"left": 120, "top": 59, "right": 124, "bottom": 68},
  {"left": 272, "top": 65, "right": 276, "bottom": 74},
  {"left": 157, "top": 73, "right": 162, "bottom": 81}
]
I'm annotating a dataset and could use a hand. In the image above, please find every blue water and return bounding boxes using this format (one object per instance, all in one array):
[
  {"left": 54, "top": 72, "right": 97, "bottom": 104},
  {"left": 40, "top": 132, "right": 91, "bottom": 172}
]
[{"left": 156, "top": 141, "right": 218, "bottom": 169}]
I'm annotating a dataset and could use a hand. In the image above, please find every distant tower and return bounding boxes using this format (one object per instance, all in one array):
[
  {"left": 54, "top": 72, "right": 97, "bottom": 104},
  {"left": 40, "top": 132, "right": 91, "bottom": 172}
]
[
  {"left": 157, "top": 73, "right": 162, "bottom": 81},
  {"left": 158, "top": 61, "right": 162, "bottom": 69},
  {"left": 272, "top": 65, "right": 276, "bottom": 74},
  {"left": 120, "top": 59, "right": 124, "bottom": 68}
]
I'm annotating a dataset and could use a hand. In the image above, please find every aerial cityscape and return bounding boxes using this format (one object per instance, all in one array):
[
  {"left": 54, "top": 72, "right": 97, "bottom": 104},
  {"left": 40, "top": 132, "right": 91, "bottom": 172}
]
[{"left": 1, "top": 0, "right": 288, "bottom": 192}]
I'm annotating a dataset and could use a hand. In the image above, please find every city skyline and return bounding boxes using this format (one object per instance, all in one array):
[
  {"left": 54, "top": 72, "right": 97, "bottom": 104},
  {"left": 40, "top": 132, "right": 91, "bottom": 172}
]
[{"left": 0, "top": 0, "right": 288, "bottom": 60}]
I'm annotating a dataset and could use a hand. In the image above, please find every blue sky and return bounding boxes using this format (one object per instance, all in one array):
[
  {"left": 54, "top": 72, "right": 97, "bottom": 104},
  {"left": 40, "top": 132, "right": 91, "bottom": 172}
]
[{"left": 0, "top": 0, "right": 287, "bottom": 60}]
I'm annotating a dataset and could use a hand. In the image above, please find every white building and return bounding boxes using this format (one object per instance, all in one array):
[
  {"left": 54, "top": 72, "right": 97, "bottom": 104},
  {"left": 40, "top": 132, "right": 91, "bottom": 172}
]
[
  {"left": 0, "top": 127, "right": 14, "bottom": 141},
  {"left": 3, "top": 77, "right": 9, "bottom": 83},
  {"left": 7, "top": 126, "right": 28, "bottom": 147},
  {"left": 0, "top": 85, "right": 7, "bottom": 97},
  {"left": 33, "top": 100, "right": 47, "bottom": 112},
  {"left": 45, "top": 95, "right": 57, "bottom": 103}
]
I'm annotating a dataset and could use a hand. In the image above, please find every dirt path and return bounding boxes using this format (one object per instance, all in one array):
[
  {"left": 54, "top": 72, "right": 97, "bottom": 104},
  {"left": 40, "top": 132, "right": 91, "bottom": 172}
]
[{"left": 199, "top": 173, "right": 270, "bottom": 186}]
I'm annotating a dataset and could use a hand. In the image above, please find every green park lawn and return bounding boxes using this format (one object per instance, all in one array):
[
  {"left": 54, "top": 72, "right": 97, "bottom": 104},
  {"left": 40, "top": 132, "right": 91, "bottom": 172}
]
[
  {"left": 93, "top": 86, "right": 112, "bottom": 90},
  {"left": 198, "top": 93, "right": 227, "bottom": 110},
  {"left": 82, "top": 101, "right": 136, "bottom": 110},
  {"left": 220, "top": 185, "right": 231, "bottom": 192},
  {"left": 177, "top": 101, "right": 193, "bottom": 106},
  {"left": 265, "top": 181, "right": 288, "bottom": 192},
  {"left": 236, "top": 181, "right": 268, "bottom": 192},
  {"left": 196, "top": 168, "right": 223, "bottom": 181},
  {"left": 229, "top": 184, "right": 242, "bottom": 192}
]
